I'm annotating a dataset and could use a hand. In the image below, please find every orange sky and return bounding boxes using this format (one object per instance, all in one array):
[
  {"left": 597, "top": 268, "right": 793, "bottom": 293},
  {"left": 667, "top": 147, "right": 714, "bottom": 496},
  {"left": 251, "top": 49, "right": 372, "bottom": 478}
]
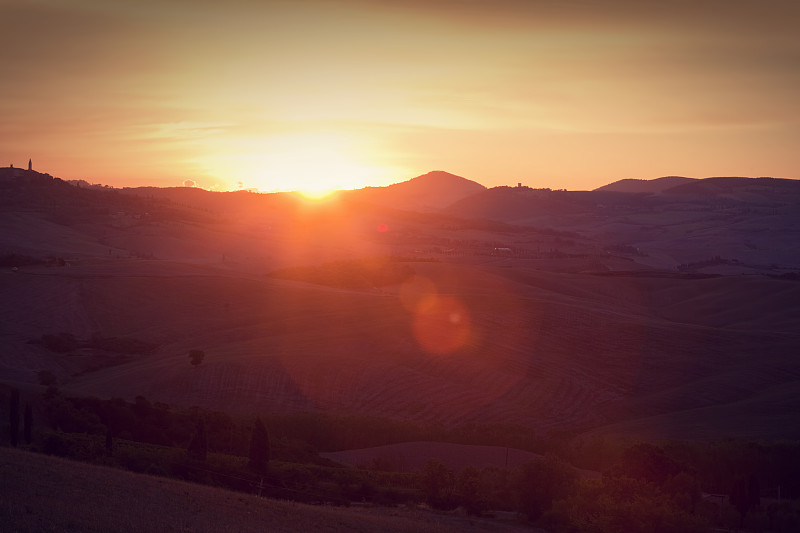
[{"left": 2, "top": 0, "right": 799, "bottom": 192}]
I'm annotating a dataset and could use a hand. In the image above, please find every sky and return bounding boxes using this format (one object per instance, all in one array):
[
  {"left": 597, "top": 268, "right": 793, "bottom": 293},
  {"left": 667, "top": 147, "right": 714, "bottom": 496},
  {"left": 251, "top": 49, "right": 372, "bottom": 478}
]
[{"left": 2, "top": 0, "right": 799, "bottom": 193}]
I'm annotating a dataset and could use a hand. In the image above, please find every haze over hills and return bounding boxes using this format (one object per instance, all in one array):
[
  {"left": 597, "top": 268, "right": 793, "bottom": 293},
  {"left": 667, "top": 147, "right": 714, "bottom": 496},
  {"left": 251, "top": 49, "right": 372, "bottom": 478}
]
[
  {"left": 340, "top": 170, "right": 487, "bottom": 210},
  {"left": 593, "top": 176, "right": 697, "bottom": 193},
  {"left": 445, "top": 176, "right": 800, "bottom": 272},
  {"left": 1, "top": 166, "right": 799, "bottom": 443}
]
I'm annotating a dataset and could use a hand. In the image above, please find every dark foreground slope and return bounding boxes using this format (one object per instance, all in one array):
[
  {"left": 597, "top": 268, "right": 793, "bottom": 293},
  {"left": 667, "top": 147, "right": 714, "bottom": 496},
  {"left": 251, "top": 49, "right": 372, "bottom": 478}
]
[{"left": 0, "top": 447, "right": 531, "bottom": 533}]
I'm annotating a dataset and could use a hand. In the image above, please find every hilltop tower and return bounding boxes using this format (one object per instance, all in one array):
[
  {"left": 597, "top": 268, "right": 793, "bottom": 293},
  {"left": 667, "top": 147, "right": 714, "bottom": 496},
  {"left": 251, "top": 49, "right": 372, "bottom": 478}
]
[{"left": 27, "top": 159, "right": 32, "bottom": 171}]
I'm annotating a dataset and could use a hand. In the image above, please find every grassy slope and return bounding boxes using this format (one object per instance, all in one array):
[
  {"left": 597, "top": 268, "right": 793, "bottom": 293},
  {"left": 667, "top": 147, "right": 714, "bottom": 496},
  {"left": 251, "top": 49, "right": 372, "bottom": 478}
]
[
  {"left": 0, "top": 447, "right": 534, "bottom": 533},
  {"left": 3, "top": 256, "right": 799, "bottom": 441}
]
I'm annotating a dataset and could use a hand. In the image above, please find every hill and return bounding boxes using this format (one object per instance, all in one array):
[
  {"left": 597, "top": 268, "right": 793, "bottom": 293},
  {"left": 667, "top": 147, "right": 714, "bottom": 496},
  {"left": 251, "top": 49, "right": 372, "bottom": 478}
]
[
  {"left": 343, "top": 170, "right": 487, "bottom": 211},
  {"left": 0, "top": 170, "right": 799, "bottom": 444},
  {"left": 0, "top": 447, "right": 531, "bottom": 533},
  {"left": 593, "top": 176, "right": 696, "bottom": 193},
  {"left": 4, "top": 257, "right": 799, "bottom": 442},
  {"left": 445, "top": 178, "right": 800, "bottom": 271}
]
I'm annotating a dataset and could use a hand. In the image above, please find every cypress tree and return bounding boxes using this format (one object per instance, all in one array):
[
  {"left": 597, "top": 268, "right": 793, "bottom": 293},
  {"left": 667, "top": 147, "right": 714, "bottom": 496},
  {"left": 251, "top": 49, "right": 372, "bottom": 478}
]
[
  {"left": 105, "top": 427, "right": 113, "bottom": 456},
  {"left": 731, "top": 475, "right": 761, "bottom": 528},
  {"left": 188, "top": 349, "right": 205, "bottom": 367},
  {"left": 23, "top": 403, "right": 32, "bottom": 445},
  {"left": 187, "top": 418, "right": 208, "bottom": 462},
  {"left": 248, "top": 417, "right": 270, "bottom": 474},
  {"left": 9, "top": 388, "right": 19, "bottom": 447}
]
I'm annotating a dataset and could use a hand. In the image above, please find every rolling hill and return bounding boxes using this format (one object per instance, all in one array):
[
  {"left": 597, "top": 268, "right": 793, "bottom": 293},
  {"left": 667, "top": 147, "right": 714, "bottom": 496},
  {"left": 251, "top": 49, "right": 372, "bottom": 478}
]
[
  {"left": 444, "top": 177, "right": 800, "bottom": 271},
  {"left": 593, "top": 176, "right": 696, "bottom": 193},
  {"left": 341, "top": 170, "right": 487, "bottom": 211},
  {"left": 1, "top": 168, "right": 799, "bottom": 443}
]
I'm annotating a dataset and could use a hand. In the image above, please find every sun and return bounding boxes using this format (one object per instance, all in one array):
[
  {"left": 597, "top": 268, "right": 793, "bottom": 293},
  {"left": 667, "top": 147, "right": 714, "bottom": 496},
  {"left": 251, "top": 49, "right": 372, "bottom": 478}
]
[{"left": 209, "top": 132, "right": 391, "bottom": 196}]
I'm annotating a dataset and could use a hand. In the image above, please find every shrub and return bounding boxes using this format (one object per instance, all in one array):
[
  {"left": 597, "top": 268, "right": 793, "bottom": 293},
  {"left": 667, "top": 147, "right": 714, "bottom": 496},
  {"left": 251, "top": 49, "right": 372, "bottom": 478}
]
[
  {"left": 188, "top": 349, "right": 205, "bottom": 366},
  {"left": 421, "top": 458, "right": 456, "bottom": 509},
  {"left": 513, "top": 456, "right": 578, "bottom": 520},
  {"left": 42, "top": 433, "right": 70, "bottom": 457}
]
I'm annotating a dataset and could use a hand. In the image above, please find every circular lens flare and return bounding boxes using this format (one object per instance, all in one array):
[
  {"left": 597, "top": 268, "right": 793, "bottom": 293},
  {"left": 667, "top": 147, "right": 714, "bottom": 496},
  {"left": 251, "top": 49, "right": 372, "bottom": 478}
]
[
  {"left": 398, "top": 275, "right": 437, "bottom": 312},
  {"left": 412, "top": 294, "right": 472, "bottom": 355}
]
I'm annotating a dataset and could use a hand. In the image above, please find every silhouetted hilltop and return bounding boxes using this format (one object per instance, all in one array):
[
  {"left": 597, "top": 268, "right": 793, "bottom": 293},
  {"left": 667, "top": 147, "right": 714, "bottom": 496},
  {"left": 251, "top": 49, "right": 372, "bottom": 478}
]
[
  {"left": 662, "top": 176, "right": 800, "bottom": 199},
  {"left": 0, "top": 166, "right": 127, "bottom": 210},
  {"left": 0, "top": 166, "right": 56, "bottom": 186},
  {"left": 443, "top": 184, "right": 674, "bottom": 223},
  {"left": 119, "top": 185, "right": 293, "bottom": 217},
  {"left": 445, "top": 176, "right": 800, "bottom": 223},
  {"left": 594, "top": 176, "right": 696, "bottom": 193},
  {"left": 444, "top": 185, "right": 589, "bottom": 221},
  {"left": 343, "top": 170, "right": 486, "bottom": 210},
  {"left": 117, "top": 171, "right": 486, "bottom": 219}
]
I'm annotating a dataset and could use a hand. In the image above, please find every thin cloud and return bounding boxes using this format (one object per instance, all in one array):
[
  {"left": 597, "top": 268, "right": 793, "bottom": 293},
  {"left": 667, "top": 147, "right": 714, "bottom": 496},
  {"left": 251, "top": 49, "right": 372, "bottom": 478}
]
[{"left": 129, "top": 122, "right": 232, "bottom": 141}]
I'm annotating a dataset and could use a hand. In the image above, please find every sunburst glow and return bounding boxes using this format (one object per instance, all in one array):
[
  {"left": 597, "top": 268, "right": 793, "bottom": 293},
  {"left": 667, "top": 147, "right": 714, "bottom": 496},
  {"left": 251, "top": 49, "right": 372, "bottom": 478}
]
[
  {"left": 207, "top": 133, "right": 391, "bottom": 195},
  {"left": 3, "top": 1, "right": 797, "bottom": 191}
]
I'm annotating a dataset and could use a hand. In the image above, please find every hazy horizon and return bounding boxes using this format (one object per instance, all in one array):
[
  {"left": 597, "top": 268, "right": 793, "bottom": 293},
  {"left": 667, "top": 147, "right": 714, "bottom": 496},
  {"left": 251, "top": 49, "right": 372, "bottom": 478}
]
[
  {"left": 6, "top": 163, "right": 800, "bottom": 196},
  {"left": 3, "top": 0, "right": 799, "bottom": 193}
]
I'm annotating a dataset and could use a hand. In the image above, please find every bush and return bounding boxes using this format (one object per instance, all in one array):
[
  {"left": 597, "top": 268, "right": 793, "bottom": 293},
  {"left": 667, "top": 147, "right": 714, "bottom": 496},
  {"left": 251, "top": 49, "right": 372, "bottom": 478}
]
[
  {"left": 422, "top": 459, "right": 456, "bottom": 509},
  {"left": 188, "top": 349, "right": 205, "bottom": 366},
  {"left": 42, "top": 433, "right": 70, "bottom": 457},
  {"left": 513, "top": 456, "right": 578, "bottom": 520}
]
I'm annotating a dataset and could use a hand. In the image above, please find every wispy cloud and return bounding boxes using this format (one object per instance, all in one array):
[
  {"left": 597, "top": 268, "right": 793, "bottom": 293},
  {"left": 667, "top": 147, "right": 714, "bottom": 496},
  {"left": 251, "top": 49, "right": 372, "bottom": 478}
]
[
  {"left": 2, "top": 0, "right": 798, "bottom": 188},
  {"left": 127, "top": 122, "right": 232, "bottom": 141}
]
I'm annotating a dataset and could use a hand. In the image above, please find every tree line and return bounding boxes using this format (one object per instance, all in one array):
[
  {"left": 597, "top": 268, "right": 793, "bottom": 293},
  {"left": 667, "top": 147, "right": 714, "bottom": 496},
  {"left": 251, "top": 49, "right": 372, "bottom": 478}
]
[{"left": 2, "top": 386, "right": 800, "bottom": 531}]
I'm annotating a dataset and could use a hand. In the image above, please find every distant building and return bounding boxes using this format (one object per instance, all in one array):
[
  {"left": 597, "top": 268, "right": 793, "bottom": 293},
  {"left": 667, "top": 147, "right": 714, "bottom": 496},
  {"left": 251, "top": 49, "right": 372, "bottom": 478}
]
[{"left": 28, "top": 159, "right": 32, "bottom": 171}]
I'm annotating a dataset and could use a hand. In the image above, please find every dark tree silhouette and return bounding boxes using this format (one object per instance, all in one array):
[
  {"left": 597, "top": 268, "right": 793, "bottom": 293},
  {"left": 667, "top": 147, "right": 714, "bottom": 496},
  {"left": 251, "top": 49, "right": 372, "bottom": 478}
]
[
  {"left": 188, "top": 349, "right": 205, "bottom": 366},
  {"left": 23, "top": 403, "right": 32, "bottom": 445},
  {"left": 9, "top": 388, "right": 19, "bottom": 447},
  {"left": 422, "top": 458, "right": 454, "bottom": 509},
  {"left": 731, "top": 474, "right": 761, "bottom": 528},
  {"left": 187, "top": 418, "right": 208, "bottom": 462},
  {"left": 614, "top": 442, "right": 680, "bottom": 485},
  {"left": 455, "top": 465, "right": 483, "bottom": 515},
  {"left": 248, "top": 417, "right": 270, "bottom": 474},
  {"left": 105, "top": 427, "right": 113, "bottom": 456},
  {"left": 514, "top": 456, "right": 578, "bottom": 520}
]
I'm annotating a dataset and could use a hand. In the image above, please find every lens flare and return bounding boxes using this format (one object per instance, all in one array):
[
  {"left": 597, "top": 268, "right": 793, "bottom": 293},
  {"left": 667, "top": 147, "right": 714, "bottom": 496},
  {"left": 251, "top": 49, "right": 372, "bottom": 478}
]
[
  {"left": 412, "top": 294, "right": 472, "bottom": 355},
  {"left": 398, "top": 275, "right": 437, "bottom": 312}
]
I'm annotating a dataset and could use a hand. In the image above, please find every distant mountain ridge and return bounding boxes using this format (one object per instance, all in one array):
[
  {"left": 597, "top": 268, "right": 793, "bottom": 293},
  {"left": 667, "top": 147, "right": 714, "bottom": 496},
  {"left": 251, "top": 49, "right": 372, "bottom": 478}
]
[
  {"left": 342, "top": 170, "right": 486, "bottom": 211},
  {"left": 662, "top": 176, "right": 800, "bottom": 195},
  {"left": 594, "top": 176, "right": 697, "bottom": 193}
]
